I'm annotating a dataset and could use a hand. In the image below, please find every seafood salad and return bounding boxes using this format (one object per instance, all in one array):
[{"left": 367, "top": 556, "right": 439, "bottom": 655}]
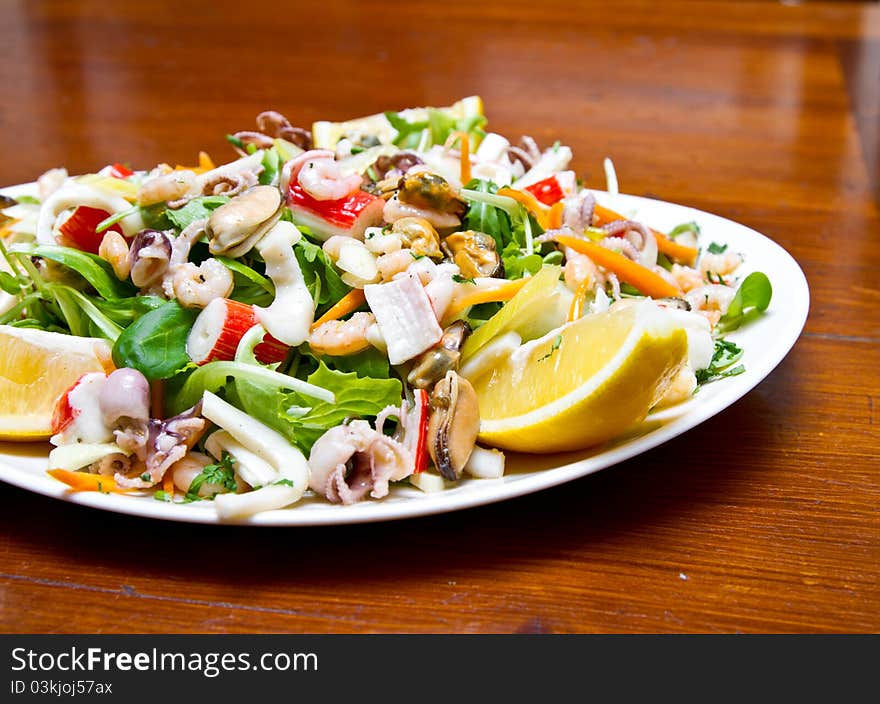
[{"left": 0, "top": 97, "right": 771, "bottom": 519}]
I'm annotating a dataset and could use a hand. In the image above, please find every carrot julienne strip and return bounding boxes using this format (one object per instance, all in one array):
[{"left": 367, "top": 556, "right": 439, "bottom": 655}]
[
  {"left": 310, "top": 288, "right": 367, "bottom": 330},
  {"left": 567, "top": 279, "right": 592, "bottom": 322},
  {"left": 47, "top": 469, "right": 134, "bottom": 494},
  {"left": 449, "top": 132, "right": 472, "bottom": 185},
  {"left": 444, "top": 278, "right": 529, "bottom": 320},
  {"left": 162, "top": 469, "right": 175, "bottom": 499},
  {"left": 553, "top": 234, "right": 682, "bottom": 299},
  {"left": 497, "top": 187, "right": 551, "bottom": 229},
  {"left": 547, "top": 201, "right": 565, "bottom": 230},
  {"left": 592, "top": 203, "right": 698, "bottom": 264}
]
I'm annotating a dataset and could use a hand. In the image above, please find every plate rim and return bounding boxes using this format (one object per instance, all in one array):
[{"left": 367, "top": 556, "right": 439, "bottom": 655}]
[{"left": 0, "top": 184, "right": 810, "bottom": 526}]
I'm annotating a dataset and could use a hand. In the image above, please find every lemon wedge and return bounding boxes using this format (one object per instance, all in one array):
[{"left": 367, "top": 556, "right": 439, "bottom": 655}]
[
  {"left": 0, "top": 326, "right": 113, "bottom": 440},
  {"left": 312, "top": 96, "right": 484, "bottom": 150},
  {"left": 473, "top": 302, "right": 688, "bottom": 453}
]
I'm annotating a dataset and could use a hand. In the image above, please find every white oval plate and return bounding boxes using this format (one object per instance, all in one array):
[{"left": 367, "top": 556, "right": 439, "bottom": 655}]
[{"left": 0, "top": 184, "right": 809, "bottom": 525}]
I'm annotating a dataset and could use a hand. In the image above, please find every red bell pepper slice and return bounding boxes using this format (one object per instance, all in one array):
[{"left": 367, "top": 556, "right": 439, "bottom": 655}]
[
  {"left": 525, "top": 175, "right": 566, "bottom": 205},
  {"left": 108, "top": 163, "right": 134, "bottom": 179},
  {"left": 57, "top": 206, "right": 117, "bottom": 254}
]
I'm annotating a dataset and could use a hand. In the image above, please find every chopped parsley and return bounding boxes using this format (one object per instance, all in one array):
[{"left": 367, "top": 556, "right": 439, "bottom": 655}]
[
  {"left": 274, "top": 479, "right": 295, "bottom": 487},
  {"left": 452, "top": 274, "right": 476, "bottom": 284},
  {"left": 185, "top": 452, "right": 237, "bottom": 502},
  {"left": 696, "top": 339, "right": 745, "bottom": 385},
  {"left": 707, "top": 242, "right": 728, "bottom": 255},
  {"left": 153, "top": 490, "right": 172, "bottom": 502},
  {"left": 539, "top": 334, "right": 563, "bottom": 362}
]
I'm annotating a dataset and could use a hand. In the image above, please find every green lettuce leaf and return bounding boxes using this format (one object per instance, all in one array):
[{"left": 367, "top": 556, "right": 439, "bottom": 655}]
[{"left": 277, "top": 363, "right": 402, "bottom": 452}]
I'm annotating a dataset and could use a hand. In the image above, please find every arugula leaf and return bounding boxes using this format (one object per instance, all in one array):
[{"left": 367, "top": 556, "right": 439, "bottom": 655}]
[
  {"left": 462, "top": 179, "right": 511, "bottom": 252},
  {"left": 294, "top": 236, "right": 350, "bottom": 311},
  {"left": 95, "top": 205, "right": 139, "bottom": 234},
  {"left": 385, "top": 111, "right": 429, "bottom": 148},
  {"left": 9, "top": 243, "right": 135, "bottom": 300},
  {"left": 215, "top": 256, "right": 274, "bottom": 301},
  {"left": 226, "top": 134, "right": 245, "bottom": 149},
  {"left": 0, "top": 271, "right": 20, "bottom": 295},
  {"left": 138, "top": 203, "right": 173, "bottom": 231},
  {"left": 716, "top": 272, "right": 772, "bottom": 333},
  {"left": 542, "top": 249, "right": 564, "bottom": 266},
  {"left": 259, "top": 148, "right": 280, "bottom": 186},
  {"left": 164, "top": 196, "right": 229, "bottom": 231},
  {"left": 501, "top": 241, "right": 542, "bottom": 280},
  {"left": 112, "top": 300, "right": 198, "bottom": 380},
  {"left": 46, "top": 284, "right": 124, "bottom": 341},
  {"left": 91, "top": 294, "right": 167, "bottom": 326},
  {"left": 427, "top": 108, "right": 487, "bottom": 146}
]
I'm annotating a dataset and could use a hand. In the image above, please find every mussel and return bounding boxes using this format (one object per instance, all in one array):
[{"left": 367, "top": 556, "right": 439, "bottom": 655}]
[
  {"left": 407, "top": 320, "right": 471, "bottom": 389},
  {"left": 391, "top": 216, "right": 443, "bottom": 259},
  {"left": 427, "top": 371, "right": 480, "bottom": 481},
  {"left": 397, "top": 172, "right": 466, "bottom": 217},
  {"left": 442, "top": 230, "right": 503, "bottom": 278},
  {"left": 206, "top": 185, "right": 282, "bottom": 258}
]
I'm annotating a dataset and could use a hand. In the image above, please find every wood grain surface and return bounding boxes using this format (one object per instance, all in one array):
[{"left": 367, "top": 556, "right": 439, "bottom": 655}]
[{"left": 1, "top": 0, "right": 878, "bottom": 633}]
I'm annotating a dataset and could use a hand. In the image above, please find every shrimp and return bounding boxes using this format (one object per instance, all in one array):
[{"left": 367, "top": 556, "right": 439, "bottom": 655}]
[
  {"left": 563, "top": 246, "right": 601, "bottom": 292},
  {"left": 37, "top": 167, "right": 67, "bottom": 200},
  {"left": 136, "top": 170, "right": 197, "bottom": 206},
  {"left": 655, "top": 366, "right": 698, "bottom": 408},
  {"left": 308, "top": 419, "right": 413, "bottom": 504},
  {"left": 170, "top": 451, "right": 232, "bottom": 497},
  {"left": 376, "top": 249, "right": 416, "bottom": 281},
  {"left": 292, "top": 151, "right": 362, "bottom": 201},
  {"left": 364, "top": 232, "right": 403, "bottom": 255},
  {"left": 686, "top": 284, "right": 736, "bottom": 327},
  {"left": 98, "top": 231, "right": 131, "bottom": 280},
  {"left": 699, "top": 251, "right": 743, "bottom": 278},
  {"left": 172, "top": 258, "right": 233, "bottom": 308},
  {"left": 308, "top": 312, "right": 376, "bottom": 356},
  {"left": 670, "top": 263, "right": 704, "bottom": 292}
]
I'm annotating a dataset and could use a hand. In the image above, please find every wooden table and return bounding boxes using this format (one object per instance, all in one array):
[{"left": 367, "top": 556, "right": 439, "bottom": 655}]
[{"left": 0, "top": 0, "right": 877, "bottom": 634}]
